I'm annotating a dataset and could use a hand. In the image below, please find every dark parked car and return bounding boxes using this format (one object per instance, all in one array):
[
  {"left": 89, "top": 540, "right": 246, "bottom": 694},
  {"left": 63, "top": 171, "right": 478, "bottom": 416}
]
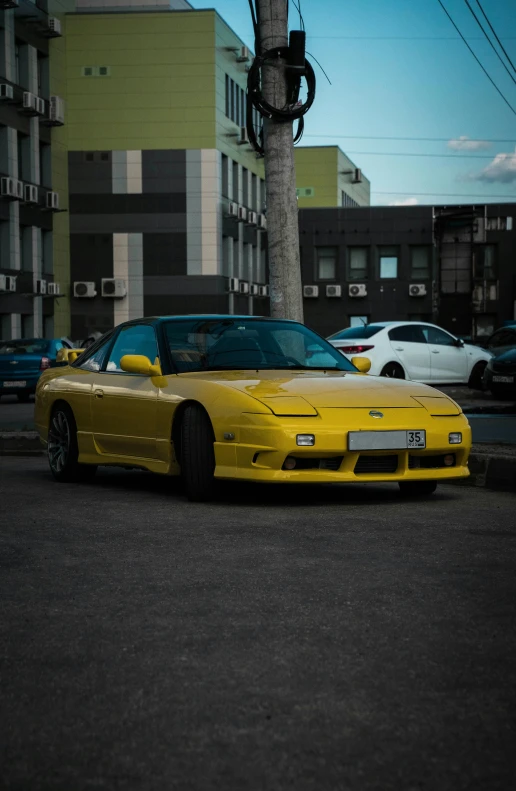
[
  {"left": 0, "top": 338, "right": 70, "bottom": 402},
  {"left": 483, "top": 324, "right": 516, "bottom": 397}
]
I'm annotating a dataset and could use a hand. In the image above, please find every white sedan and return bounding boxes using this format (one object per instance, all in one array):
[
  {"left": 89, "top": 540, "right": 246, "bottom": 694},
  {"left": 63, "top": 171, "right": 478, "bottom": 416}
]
[{"left": 327, "top": 321, "right": 492, "bottom": 387}]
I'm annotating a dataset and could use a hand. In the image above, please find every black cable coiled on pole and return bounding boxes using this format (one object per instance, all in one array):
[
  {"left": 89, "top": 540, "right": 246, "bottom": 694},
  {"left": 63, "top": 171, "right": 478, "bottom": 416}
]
[{"left": 246, "top": 34, "right": 316, "bottom": 157}]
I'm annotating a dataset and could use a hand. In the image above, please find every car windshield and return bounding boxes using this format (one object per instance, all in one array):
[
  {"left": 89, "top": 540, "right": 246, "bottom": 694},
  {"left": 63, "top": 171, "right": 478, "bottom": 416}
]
[
  {"left": 0, "top": 339, "right": 50, "bottom": 355},
  {"left": 328, "top": 325, "right": 384, "bottom": 340},
  {"left": 163, "top": 318, "right": 357, "bottom": 373}
]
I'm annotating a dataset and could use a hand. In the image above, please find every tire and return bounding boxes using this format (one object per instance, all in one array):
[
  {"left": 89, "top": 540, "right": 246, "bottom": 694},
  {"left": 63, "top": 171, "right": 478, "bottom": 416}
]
[
  {"left": 180, "top": 404, "right": 216, "bottom": 502},
  {"left": 468, "top": 361, "right": 487, "bottom": 390},
  {"left": 48, "top": 403, "right": 97, "bottom": 483},
  {"left": 17, "top": 392, "right": 32, "bottom": 403},
  {"left": 380, "top": 362, "right": 405, "bottom": 379},
  {"left": 399, "top": 480, "right": 437, "bottom": 497}
]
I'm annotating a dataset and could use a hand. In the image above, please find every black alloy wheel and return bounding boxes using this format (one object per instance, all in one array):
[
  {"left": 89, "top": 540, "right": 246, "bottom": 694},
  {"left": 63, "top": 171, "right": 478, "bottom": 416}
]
[
  {"left": 398, "top": 480, "right": 437, "bottom": 497},
  {"left": 180, "top": 404, "right": 216, "bottom": 502},
  {"left": 48, "top": 404, "right": 97, "bottom": 483},
  {"left": 468, "top": 361, "right": 487, "bottom": 390},
  {"left": 380, "top": 362, "right": 405, "bottom": 379}
]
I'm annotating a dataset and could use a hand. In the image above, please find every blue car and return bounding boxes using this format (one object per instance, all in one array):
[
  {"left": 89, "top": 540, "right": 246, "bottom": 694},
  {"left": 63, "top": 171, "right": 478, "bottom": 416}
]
[{"left": 0, "top": 338, "right": 70, "bottom": 402}]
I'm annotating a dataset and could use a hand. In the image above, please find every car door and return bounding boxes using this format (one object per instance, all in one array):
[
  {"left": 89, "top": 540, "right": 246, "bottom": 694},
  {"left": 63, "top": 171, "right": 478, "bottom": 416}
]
[
  {"left": 387, "top": 324, "right": 431, "bottom": 381},
  {"left": 422, "top": 325, "right": 468, "bottom": 382},
  {"left": 91, "top": 324, "right": 160, "bottom": 459}
]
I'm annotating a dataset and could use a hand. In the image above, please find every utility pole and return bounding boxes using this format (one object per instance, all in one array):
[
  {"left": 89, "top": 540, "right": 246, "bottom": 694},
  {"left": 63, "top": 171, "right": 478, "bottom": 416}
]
[{"left": 256, "top": 0, "right": 304, "bottom": 323}]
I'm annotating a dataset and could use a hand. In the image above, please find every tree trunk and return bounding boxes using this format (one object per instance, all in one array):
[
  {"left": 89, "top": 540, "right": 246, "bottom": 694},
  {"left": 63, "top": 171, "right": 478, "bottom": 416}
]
[{"left": 257, "top": 0, "right": 304, "bottom": 322}]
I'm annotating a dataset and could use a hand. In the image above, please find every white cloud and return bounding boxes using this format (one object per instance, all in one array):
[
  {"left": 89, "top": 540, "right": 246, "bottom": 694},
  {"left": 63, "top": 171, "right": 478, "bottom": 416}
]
[
  {"left": 448, "top": 136, "right": 491, "bottom": 151},
  {"left": 471, "top": 148, "right": 516, "bottom": 183},
  {"left": 389, "top": 197, "right": 419, "bottom": 206}
]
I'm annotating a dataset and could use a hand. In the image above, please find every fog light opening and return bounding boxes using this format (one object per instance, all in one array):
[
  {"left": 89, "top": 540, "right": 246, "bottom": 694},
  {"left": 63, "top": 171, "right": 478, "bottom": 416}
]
[
  {"left": 296, "top": 434, "right": 315, "bottom": 446},
  {"left": 284, "top": 457, "right": 297, "bottom": 470},
  {"left": 444, "top": 454, "right": 455, "bottom": 467},
  {"left": 449, "top": 432, "right": 462, "bottom": 445}
]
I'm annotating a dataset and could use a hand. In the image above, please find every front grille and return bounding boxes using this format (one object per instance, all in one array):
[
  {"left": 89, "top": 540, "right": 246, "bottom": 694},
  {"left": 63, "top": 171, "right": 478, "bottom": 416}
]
[
  {"left": 282, "top": 456, "right": 343, "bottom": 471},
  {"left": 354, "top": 454, "right": 398, "bottom": 474},
  {"left": 409, "top": 454, "right": 455, "bottom": 469}
]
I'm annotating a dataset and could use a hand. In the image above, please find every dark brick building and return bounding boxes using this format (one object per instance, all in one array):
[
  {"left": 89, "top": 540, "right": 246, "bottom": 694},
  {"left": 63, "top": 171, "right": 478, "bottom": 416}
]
[{"left": 299, "top": 203, "right": 516, "bottom": 340}]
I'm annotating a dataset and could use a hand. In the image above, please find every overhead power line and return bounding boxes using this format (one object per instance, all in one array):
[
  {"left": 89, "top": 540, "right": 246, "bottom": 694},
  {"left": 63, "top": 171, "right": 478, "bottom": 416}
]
[
  {"left": 372, "top": 191, "right": 516, "bottom": 198},
  {"left": 436, "top": 0, "right": 516, "bottom": 117},
  {"left": 474, "top": 0, "right": 516, "bottom": 74},
  {"left": 306, "top": 35, "right": 516, "bottom": 40},
  {"left": 334, "top": 151, "right": 497, "bottom": 160},
  {"left": 463, "top": 0, "right": 516, "bottom": 87},
  {"left": 303, "top": 134, "right": 515, "bottom": 143}
]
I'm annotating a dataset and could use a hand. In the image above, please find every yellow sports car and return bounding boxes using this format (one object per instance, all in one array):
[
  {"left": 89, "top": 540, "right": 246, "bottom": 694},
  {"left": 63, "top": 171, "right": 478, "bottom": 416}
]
[{"left": 35, "top": 315, "right": 471, "bottom": 501}]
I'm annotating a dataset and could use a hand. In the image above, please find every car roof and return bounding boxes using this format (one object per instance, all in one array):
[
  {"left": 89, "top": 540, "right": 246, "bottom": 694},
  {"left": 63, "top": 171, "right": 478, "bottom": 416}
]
[{"left": 124, "top": 315, "right": 299, "bottom": 325}]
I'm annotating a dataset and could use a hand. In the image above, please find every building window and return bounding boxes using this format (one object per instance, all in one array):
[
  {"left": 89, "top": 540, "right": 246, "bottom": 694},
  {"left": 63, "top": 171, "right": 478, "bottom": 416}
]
[
  {"left": 221, "top": 154, "right": 229, "bottom": 198},
  {"left": 225, "top": 75, "right": 247, "bottom": 128},
  {"left": 349, "top": 315, "right": 368, "bottom": 328},
  {"left": 316, "top": 247, "right": 337, "bottom": 280},
  {"left": 474, "top": 245, "right": 497, "bottom": 280},
  {"left": 379, "top": 246, "right": 399, "bottom": 279},
  {"left": 242, "top": 168, "right": 249, "bottom": 207},
  {"left": 37, "top": 54, "right": 49, "bottom": 98},
  {"left": 342, "top": 191, "right": 358, "bottom": 208},
  {"left": 98, "top": 66, "right": 110, "bottom": 76},
  {"left": 232, "top": 160, "right": 239, "bottom": 203},
  {"left": 410, "top": 246, "right": 431, "bottom": 279},
  {"left": 347, "top": 247, "right": 368, "bottom": 280},
  {"left": 39, "top": 143, "right": 51, "bottom": 188}
]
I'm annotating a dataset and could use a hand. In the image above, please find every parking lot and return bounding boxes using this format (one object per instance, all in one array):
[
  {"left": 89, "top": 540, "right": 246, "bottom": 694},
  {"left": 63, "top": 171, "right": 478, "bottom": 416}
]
[{"left": 1, "top": 456, "right": 515, "bottom": 790}]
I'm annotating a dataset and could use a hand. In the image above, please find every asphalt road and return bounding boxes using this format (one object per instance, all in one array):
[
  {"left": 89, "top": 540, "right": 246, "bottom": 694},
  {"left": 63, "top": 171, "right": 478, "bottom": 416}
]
[{"left": 1, "top": 457, "right": 515, "bottom": 791}]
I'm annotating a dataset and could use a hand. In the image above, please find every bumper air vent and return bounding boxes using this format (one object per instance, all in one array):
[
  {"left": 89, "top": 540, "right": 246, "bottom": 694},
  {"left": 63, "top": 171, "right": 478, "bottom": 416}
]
[
  {"left": 409, "top": 454, "right": 455, "bottom": 469},
  {"left": 354, "top": 454, "right": 398, "bottom": 474}
]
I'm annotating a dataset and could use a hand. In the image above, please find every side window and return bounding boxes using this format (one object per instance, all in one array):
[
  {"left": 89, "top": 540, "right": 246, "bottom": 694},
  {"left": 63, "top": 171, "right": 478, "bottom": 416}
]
[
  {"left": 388, "top": 325, "right": 427, "bottom": 343},
  {"left": 489, "top": 330, "right": 513, "bottom": 349},
  {"left": 422, "top": 326, "right": 456, "bottom": 346},
  {"left": 105, "top": 325, "right": 158, "bottom": 373},
  {"left": 76, "top": 337, "right": 113, "bottom": 372}
]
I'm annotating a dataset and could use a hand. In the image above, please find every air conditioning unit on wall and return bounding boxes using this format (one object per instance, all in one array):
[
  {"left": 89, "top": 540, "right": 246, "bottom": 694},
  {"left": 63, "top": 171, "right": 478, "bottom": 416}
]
[
  {"left": 239, "top": 281, "right": 249, "bottom": 295},
  {"left": 24, "top": 184, "right": 38, "bottom": 204},
  {"left": 237, "top": 46, "right": 250, "bottom": 63},
  {"left": 102, "top": 278, "right": 127, "bottom": 298},
  {"left": 74, "top": 281, "right": 97, "bottom": 298},
  {"left": 249, "top": 284, "right": 259, "bottom": 296},
  {"left": 258, "top": 285, "right": 269, "bottom": 297},
  {"left": 228, "top": 277, "right": 239, "bottom": 293},
  {"left": 247, "top": 211, "right": 257, "bottom": 226},
  {"left": 257, "top": 214, "right": 267, "bottom": 230},
  {"left": 238, "top": 127, "right": 249, "bottom": 146},
  {"left": 0, "top": 84, "right": 14, "bottom": 101},
  {"left": 226, "top": 201, "right": 238, "bottom": 218},
  {"left": 303, "top": 285, "right": 319, "bottom": 298},
  {"left": 326, "top": 285, "right": 342, "bottom": 297},
  {"left": 349, "top": 283, "right": 367, "bottom": 298},
  {"left": 237, "top": 206, "right": 247, "bottom": 222},
  {"left": 46, "top": 18, "right": 62, "bottom": 37},
  {"left": 46, "top": 191, "right": 59, "bottom": 210},
  {"left": 35, "top": 279, "right": 47, "bottom": 295},
  {"left": 0, "top": 274, "right": 17, "bottom": 292},
  {"left": 409, "top": 283, "right": 427, "bottom": 297},
  {"left": 48, "top": 96, "right": 65, "bottom": 126},
  {"left": 47, "top": 282, "right": 60, "bottom": 296}
]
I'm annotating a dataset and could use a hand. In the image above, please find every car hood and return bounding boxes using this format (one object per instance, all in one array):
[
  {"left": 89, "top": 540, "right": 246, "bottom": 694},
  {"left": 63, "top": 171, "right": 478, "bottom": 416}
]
[
  {"left": 180, "top": 370, "right": 461, "bottom": 411},
  {"left": 491, "top": 348, "right": 516, "bottom": 363}
]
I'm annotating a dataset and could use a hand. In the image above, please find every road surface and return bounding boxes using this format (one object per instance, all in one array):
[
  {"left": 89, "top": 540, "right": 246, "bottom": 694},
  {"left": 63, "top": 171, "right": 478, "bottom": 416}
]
[{"left": 1, "top": 457, "right": 515, "bottom": 790}]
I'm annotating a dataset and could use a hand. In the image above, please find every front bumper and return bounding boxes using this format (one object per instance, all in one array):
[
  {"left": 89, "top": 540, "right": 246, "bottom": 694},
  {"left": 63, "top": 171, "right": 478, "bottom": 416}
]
[{"left": 213, "top": 409, "right": 471, "bottom": 483}]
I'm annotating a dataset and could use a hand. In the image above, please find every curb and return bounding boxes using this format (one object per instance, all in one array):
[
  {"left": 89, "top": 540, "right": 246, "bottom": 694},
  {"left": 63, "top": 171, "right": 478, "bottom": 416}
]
[
  {"left": 447, "top": 451, "right": 516, "bottom": 493},
  {"left": 1, "top": 433, "right": 514, "bottom": 493},
  {"left": 0, "top": 432, "right": 43, "bottom": 457}
]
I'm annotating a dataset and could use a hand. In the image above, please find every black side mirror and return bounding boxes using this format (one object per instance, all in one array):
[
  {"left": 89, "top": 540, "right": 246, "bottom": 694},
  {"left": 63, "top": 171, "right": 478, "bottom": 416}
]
[{"left": 455, "top": 338, "right": 465, "bottom": 347}]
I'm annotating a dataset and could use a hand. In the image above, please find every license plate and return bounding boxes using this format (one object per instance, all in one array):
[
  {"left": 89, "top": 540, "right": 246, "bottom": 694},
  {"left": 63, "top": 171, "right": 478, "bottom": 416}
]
[
  {"left": 348, "top": 430, "right": 426, "bottom": 451},
  {"left": 3, "top": 380, "right": 26, "bottom": 388},
  {"left": 492, "top": 375, "right": 514, "bottom": 383}
]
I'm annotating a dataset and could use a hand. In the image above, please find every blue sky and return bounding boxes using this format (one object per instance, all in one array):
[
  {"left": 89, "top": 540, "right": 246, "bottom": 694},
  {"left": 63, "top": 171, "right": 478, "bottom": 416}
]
[{"left": 190, "top": 0, "right": 516, "bottom": 205}]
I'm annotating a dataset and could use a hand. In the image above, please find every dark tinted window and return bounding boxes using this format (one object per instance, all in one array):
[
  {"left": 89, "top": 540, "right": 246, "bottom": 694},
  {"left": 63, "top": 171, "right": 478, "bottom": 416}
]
[
  {"left": 0, "top": 339, "right": 50, "bottom": 354},
  {"left": 328, "top": 325, "right": 384, "bottom": 341},
  {"left": 75, "top": 334, "right": 113, "bottom": 372},
  {"left": 106, "top": 325, "right": 158, "bottom": 372},
  {"left": 488, "top": 330, "right": 516, "bottom": 349},
  {"left": 388, "top": 325, "right": 427, "bottom": 343},
  {"left": 422, "top": 326, "right": 456, "bottom": 346},
  {"left": 164, "top": 319, "right": 357, "bottom": 373}
]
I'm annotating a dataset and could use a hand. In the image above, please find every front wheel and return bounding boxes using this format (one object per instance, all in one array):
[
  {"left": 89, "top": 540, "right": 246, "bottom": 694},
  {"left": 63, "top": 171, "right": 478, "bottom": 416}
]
[
  {"left": 399, "top": 480, "right": 437, "bottom": 497},
  {"left": 468, "top": 361, "right": 487, "bottom": 390},
  {"left": 48, "top": 404, "right": 97, "bottom": 483},
  {"left": 380, "top": 362, "right": 405, "bottom": 379},
  {"left": 180, "top": 404, "right": 216, "bottom": 502}
]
